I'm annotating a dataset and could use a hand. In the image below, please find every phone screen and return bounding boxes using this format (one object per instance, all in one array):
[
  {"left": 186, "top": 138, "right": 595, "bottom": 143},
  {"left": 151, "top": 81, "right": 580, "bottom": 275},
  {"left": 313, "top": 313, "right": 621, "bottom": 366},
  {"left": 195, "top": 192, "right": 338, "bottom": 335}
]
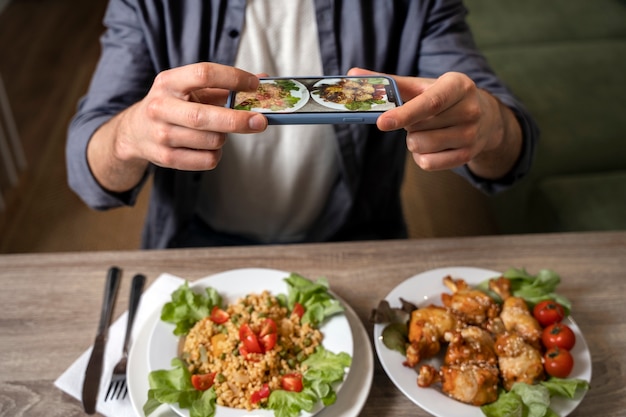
[{"left": 227, "top": 76, "right": 402, "bottom": 124}]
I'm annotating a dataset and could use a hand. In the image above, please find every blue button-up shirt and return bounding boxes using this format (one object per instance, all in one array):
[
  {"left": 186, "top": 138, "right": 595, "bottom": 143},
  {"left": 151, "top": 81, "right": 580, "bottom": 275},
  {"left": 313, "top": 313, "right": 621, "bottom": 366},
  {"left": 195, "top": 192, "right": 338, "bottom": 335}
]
[{"left": 66, "top": 0, "right": 538, "bottom": 249}]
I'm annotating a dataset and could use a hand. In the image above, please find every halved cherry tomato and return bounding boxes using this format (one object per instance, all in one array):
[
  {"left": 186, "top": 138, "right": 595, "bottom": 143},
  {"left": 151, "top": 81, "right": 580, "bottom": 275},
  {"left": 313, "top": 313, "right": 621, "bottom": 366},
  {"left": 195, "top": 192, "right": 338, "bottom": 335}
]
[
  {"left": 280, "top": 373, "right": 303, "bottom": 392},
  {"left": 544, "top": 347, "right": 574, "bottom": 378},
  {"left": 191, "top": 372, "right": 216, "bottom": 391},
  {"left": 239, "top": 323, "right": 264, "bottom": 354},
  {"left": 542, "top": 322, "right": 576, "bottom": 350},
  {"left": 292, "top": 302, "right": 305, "bottom": 320},
  {"left": 258, "top": 318, "right": 278, "bottom": 352},
  {"left": 250, "top": 383, "right": 271, "bottom": 403},
  {"left": 210, "top": 306, "right": 230, "bottom": 324},
  {"left": 533, "top": 300, "right": 566, "bottom": 327}
]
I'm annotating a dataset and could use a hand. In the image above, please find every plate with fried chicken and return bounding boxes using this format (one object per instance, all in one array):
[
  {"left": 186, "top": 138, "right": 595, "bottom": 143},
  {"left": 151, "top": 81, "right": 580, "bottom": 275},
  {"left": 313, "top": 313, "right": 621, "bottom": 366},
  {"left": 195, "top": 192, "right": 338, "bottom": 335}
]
[{"left": 372, "top": 267, "right": 591, "bottom": 417}]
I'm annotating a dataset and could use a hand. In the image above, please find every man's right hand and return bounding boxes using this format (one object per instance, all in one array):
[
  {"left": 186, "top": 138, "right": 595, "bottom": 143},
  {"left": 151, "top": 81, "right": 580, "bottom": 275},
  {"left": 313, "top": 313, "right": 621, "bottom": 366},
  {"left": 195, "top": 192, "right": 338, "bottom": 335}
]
[{"left": 87, "top": 63, "right": 267, "bottom": 193}]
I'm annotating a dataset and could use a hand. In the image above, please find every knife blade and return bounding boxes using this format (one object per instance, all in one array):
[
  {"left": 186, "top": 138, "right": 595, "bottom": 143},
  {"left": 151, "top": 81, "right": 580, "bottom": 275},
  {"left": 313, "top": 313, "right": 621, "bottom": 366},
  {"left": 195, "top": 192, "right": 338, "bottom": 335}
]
[{"left": 82, "top": 266, "right": 122, "bottom": 414}]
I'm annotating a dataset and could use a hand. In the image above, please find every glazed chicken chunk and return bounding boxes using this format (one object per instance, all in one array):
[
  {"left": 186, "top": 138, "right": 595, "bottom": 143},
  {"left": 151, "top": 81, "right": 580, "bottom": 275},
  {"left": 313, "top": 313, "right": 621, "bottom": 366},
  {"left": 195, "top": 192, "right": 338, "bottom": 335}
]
[
  {"left": 444, "top": 326, "right": 498, "bottom": 367},
  {"left": 405, "top": 305, "right": 458, "bottom": 367},
  {"left": 489, "top": 277, "right": 542, "bottom": 347},
  {"left": 441, "top": 276, "right": 501, "bottom": 326},
  {"left": 418, "top": 326, "right": 499, "bottom": 406},
  {"left": 494, "top": 332, "right": 545, "bottom": 390},
  {"left": 418, "top": 362, "right": 500, "bottom": 406}
]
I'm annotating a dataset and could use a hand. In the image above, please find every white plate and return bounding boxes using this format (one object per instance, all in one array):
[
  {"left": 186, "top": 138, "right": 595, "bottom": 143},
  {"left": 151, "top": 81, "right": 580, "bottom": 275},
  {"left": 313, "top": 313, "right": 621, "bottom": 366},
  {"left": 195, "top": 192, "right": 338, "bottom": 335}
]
[
  {"left": 238, "top": 79, "right": 309, "bottom": 113},
  {"left": 373, "top": 266, "right": 592, "bottom": 417},
  {"left": 310, "top": 78, "right": 395, "bottom": 111},
  {"left": 130, "top": 268, "right": 366, "bottom": 417}
]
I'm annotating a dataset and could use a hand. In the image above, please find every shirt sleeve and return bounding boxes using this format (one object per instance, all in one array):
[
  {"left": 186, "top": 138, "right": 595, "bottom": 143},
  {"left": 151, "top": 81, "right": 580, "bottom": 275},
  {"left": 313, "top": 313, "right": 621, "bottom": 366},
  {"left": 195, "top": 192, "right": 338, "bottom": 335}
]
[
  {"left": 65, "top": 0, "right": 155, "bottom": 210},
  {"left": 416, "top": 0, "right": 540, "bottom": 194}
]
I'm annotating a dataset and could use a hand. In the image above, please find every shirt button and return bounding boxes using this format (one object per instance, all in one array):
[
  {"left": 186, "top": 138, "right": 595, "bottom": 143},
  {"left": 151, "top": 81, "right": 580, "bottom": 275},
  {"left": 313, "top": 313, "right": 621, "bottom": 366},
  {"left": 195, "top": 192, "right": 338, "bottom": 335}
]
[{"left": 228, "top": 29, "right": 240, "bottom": 38}]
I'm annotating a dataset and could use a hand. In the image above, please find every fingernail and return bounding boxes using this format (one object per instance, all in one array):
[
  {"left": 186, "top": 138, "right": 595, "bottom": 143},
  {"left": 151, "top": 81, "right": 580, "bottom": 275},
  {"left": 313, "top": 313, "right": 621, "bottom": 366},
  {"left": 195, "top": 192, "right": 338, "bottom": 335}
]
[
  {"left": 249, "top": 114, "right": 266, "bottom": 131},
  {"left": 248, "top": 76, "right": 260, "bottom": 91}
]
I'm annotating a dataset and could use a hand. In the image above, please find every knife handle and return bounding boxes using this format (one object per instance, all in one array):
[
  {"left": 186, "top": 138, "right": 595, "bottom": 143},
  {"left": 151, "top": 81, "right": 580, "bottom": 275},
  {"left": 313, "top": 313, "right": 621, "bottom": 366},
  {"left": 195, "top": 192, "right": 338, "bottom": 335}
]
[{"left": 96, "top": 266, "right": 122, "bottom": 335}]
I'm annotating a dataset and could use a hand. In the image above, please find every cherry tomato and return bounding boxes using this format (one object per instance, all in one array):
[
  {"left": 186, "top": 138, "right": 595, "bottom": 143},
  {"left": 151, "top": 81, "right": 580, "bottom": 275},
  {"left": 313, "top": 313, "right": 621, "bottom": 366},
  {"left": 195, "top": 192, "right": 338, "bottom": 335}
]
[
  {"left": 280, "top": 373, "right": 304, "bottom": 392},
  {"left": 210, "top": 306, "right": 230, "bottom": 324},
  {"left": 258, "top": 318, "right": 278, "bottom": 352},
  {"left": 191, "top": 372, "right": 216, "bottom": 391},
  {"left": 544, "top": 347, "right": 574, "bottom": 378},
  {"left": 250, "top": 383, "right": 271, "bottom": 403},
  {"left": 542, "top": 322, "right": 576, "bottom": 350},
  {"left": 533, "top": 300, "right": 566, "bottom": 327},
  {"left": 239, "top": 323, "right": 264, "bottom": 354},
  {"left": 292, "top": 302, "right": 305, "bottom": 320}
]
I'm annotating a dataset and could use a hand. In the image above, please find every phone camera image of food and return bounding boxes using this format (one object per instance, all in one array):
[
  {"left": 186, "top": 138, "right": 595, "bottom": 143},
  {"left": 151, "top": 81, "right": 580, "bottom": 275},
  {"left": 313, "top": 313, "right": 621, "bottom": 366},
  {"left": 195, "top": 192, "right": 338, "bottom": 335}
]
[{"left": 228, "top": 76, "right": 402, "bottom": 125}]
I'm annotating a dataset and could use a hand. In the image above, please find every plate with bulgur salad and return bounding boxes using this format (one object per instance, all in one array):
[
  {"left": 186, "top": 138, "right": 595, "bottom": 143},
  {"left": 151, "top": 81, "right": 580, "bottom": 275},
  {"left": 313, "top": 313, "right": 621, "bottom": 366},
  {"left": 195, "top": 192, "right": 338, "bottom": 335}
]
[{"left": 140, "top": 268, "right": 358, "bottom": 417}]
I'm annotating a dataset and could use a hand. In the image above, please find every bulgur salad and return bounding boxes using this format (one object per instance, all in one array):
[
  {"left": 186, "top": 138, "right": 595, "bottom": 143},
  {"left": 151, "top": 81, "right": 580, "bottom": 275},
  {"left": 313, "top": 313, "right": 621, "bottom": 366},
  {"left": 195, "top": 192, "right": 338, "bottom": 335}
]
[{"left": 144, "top": 272, "right": 352, "bottom": 417}]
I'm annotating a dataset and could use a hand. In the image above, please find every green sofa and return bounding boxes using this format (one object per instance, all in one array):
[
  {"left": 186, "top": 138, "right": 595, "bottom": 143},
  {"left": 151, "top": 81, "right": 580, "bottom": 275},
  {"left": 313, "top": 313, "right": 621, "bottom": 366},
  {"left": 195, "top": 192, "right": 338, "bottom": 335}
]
[{"left": 464, "top": 0, "right": 626, "bottom": 233}]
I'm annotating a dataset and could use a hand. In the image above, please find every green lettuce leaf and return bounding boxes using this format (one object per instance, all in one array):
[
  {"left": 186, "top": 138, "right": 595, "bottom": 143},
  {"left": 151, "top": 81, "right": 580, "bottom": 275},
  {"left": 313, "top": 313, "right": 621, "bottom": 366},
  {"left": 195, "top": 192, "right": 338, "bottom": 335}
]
[
  {"left": 540, "top": 377, "right": 590, "bottom": 399},
  {"left": 267, "top": 346, "right": 351, "bottom": 416},
  {"left": 511, "top": 383, "right": 550, "bottom": 417},
  {"left": 282, "top": 273, "right": 344, "bottom": 326},
  {"left": 477, "top": 268, "right": 571, "bottom": 313},
  {"left": 160, "top": 281, "right": 222, "bottom": 336},
  {"left": 144, "top": 358, "right": 212, "bottom": 417},
  {"left": 480, "top": 378, "right": 590, "bottom": 417},
  {"left": 480, "top": 390, "right": 525, "bottom": 417},
  {"left": 267, "top": 389, "right": 317, "bottom": 417}
]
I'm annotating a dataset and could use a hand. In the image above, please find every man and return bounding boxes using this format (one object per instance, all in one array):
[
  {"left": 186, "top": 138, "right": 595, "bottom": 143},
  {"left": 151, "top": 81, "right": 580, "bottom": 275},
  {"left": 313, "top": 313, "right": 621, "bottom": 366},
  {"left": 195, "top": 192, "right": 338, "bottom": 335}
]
[{"left": 66, "top": 0, "right": 538, "bottom": 248}]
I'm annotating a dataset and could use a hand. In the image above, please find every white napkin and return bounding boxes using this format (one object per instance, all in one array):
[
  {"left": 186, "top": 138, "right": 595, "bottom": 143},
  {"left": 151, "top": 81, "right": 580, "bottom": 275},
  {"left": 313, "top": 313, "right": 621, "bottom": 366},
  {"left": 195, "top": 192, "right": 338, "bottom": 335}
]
[{"left": 54, "top": 273, "right": 185, "bottom": 417}]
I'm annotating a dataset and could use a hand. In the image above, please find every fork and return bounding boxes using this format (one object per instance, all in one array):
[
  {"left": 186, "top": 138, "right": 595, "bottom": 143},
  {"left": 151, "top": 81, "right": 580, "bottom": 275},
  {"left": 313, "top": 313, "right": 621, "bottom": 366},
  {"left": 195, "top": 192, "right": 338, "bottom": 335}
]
[{"left": 104, "top": 273, "right": 146, "bottom": 401}]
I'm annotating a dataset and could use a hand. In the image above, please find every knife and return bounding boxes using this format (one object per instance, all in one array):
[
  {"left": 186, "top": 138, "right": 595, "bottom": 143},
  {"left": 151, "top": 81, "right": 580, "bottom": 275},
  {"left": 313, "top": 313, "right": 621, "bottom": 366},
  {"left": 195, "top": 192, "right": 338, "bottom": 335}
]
[{"left": 82, "top": 266, "right": 122, "bottom": 414}]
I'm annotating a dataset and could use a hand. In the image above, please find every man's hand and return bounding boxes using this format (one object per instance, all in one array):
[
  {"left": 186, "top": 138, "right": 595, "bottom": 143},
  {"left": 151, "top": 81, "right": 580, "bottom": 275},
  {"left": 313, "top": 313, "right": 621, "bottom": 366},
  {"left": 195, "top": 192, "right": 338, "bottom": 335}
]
[
  {"left": 348, "top": 68, "right": 522, "bottom": 180},
  {"left": 88, "top": 62, "right": 268, "bottom": 192}
]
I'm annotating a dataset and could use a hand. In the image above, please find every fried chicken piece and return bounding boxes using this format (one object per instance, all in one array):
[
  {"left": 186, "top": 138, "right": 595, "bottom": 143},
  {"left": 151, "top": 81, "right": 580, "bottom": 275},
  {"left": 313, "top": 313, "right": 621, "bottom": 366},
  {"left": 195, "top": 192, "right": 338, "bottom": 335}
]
[
  {"left": 405, "top": 305, "right": 458, "bottom": 367},
  {"left": 418, "top": 363, "right": 500, "bottom": 406},
  {"left": 444, "top": 326, "right": 498, "bottom": 366},
  {"left": 417, "top": 326, "right": 499, "bottom": 406},
  {"left": 494, "top": 332, "right": 545, "bottom": 390},
  {"left": 441, "top": 276, "right": 501, "bottom": 326},
  {"left": 489, "top": 277, "right": 542, "bottom": 347}
]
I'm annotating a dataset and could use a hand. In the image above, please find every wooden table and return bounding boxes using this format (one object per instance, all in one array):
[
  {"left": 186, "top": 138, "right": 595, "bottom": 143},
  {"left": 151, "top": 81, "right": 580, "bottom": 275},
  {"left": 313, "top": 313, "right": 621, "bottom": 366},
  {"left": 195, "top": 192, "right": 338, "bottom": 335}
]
[{"left": 1, "top": 231, "right": 625, "bottom": 416}]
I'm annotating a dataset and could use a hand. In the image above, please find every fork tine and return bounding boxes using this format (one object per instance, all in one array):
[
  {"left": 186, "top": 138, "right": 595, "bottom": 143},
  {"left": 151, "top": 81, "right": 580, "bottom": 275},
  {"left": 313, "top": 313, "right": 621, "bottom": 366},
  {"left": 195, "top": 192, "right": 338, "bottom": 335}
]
[
  {"left": 104, "top": 378, "right": 124, "bottom": 401},
  {"left": 104, "top": 380, "right": 116, "bottom": 401},
  {"left": 119, "top": 381, "right": 128, "bottom": 399}
]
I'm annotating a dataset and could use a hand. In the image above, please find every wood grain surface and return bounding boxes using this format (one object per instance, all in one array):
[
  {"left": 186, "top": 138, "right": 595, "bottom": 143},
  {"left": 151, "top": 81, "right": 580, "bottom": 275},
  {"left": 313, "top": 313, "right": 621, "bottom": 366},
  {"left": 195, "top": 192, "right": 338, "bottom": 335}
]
[{"left": 1, "top": 231, "right": 625, "bottom": 416}]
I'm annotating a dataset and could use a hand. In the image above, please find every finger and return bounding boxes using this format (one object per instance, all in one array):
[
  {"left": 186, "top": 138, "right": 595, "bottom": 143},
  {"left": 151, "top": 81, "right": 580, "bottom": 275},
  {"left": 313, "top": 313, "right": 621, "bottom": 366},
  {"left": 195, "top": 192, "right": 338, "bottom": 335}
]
[
  {"left": 190, "top": 88, "right": 231, "bottom": 105},
  {"left": 151, "top": 95, "right": 267, "bottom": 133},
  {"left": 155, "top": 62, "right": 260, "bottom": 98},
  {"left": 379, "top": 85, "right": 463, "bottom": 132},
  {"left": 152, "top": 124, "right": 227, "bottom": 151},
  {"left": 192, "top": 73, "right": 269, "bottom": 105},
  {"left": 346, "top": 67, "right": 381, "bottom": 77},
  {"left": 151, "top": 146, "right": 224, "bottom": 171},
  {"left": 378, "top": 73, "right": 472, "bottom": 131},
  {"left": 410, "top": 146, "right": 473, "bottom": 172},
  {"left": 405, "top": 127, "right": 468, "bottom": 155}
]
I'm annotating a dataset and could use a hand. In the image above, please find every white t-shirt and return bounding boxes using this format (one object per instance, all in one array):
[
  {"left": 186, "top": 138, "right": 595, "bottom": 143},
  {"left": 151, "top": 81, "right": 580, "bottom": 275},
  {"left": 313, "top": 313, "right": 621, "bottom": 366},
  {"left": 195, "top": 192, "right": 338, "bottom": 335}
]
[{"left": 196, "top": 0, "right": 339, "bottom": 243}]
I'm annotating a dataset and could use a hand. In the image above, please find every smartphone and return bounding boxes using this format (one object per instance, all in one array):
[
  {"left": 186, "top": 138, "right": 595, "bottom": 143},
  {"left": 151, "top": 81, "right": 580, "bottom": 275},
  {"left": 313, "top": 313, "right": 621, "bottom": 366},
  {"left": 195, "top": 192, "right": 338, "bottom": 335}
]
[{"left": 226, "top": 75, "right": 402, "bottom": 125}]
